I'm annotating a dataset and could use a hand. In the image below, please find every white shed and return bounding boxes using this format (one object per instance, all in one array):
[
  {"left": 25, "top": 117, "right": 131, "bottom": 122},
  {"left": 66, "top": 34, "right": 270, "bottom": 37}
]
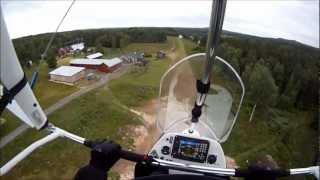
[{"left": 49, "top": 66, "right": 85, "bottom": 85}]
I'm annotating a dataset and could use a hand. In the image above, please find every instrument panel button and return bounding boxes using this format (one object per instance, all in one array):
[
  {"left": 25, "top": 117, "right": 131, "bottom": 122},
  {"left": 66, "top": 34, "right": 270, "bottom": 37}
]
[
  {"left": 207, "top": 155, "right": 217, "bottom": 164},
  {"left": 169, "top": 136, "right": 173, "bottom": 143},
  {"left": 161, "top": 146, "right": 171, "bottom": 155}
]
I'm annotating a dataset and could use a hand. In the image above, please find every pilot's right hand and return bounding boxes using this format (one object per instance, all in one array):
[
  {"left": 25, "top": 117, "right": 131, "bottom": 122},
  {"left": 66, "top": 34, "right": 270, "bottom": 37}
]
[
  {"left": 245, "top": 155, "right": 279, "bottom": 180},
  {"left": 89, "top": 139, "right": 122, "bottom": 171}
]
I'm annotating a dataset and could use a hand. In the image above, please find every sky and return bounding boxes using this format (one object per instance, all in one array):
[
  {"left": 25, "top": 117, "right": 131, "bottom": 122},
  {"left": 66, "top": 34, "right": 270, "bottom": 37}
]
[{"left": 1, "top": 0, "right": 319, "bottom": 48}]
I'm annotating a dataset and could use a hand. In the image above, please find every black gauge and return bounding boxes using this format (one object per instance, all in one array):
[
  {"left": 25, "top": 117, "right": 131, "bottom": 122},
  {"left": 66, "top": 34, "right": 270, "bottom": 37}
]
[{"left": 161, "top": 146, "right": 171, "bottom": 155}]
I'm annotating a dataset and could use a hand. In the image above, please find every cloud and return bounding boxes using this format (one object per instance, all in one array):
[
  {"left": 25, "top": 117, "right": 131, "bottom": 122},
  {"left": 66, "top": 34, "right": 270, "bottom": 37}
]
[
  {"left": 1, "top": 0, "right": 319, "bottom": 47},
  {"left": 223, "top": 1, "right": 319, "bottom": 47}
]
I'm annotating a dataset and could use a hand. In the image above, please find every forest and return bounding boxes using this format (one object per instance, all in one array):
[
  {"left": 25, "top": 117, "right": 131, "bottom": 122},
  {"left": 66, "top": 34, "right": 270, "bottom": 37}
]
[{"left": 182, "top": 28, "right": 319, "bottom": 115}]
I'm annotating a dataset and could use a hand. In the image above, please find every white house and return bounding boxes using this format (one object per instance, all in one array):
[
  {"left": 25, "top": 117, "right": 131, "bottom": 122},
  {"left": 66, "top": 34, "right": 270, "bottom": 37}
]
[
  {"left": 70, "top": 42, "right": 85, "bottom": 52},
  {"left": 49, "top": 66, "right": 85, "bottom": 85}
]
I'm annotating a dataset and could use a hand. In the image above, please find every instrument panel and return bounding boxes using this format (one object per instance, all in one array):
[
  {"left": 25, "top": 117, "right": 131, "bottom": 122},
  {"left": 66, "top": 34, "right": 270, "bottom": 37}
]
[
  {"left": 171, "top": 136, "right": 209, "bottom": 163},
  {"left": 149, "top": 132, "right": 226, "bottom": 168}
]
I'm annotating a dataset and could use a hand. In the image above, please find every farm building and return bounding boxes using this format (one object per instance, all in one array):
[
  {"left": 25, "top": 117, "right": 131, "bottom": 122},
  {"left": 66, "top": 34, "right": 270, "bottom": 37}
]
[
  {"left": 70, "top": 42, "right": 85, "bottom": 52},
  {"left": 86, "top": 52, "right": 103, "bottom": 59},
  {"left": 58, "top": 42, "right": 85, "bottom": 57},
  {"left": 70, "top": 58, "right": 122, "bottom": 73},
  {"left": 120, "top": 52, "right": 144, "bottom": 64},
  {"left": 49, "top": 66, "right": 85, "bottom": 85},
  {"left": 156, "top": 50, "right": 166, "bottom": 59}
]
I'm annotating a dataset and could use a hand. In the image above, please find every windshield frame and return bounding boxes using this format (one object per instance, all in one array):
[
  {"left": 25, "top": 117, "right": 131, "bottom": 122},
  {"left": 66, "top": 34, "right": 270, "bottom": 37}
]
[{"left": 157, "top": 53, "right": 245, "bottom": 142}]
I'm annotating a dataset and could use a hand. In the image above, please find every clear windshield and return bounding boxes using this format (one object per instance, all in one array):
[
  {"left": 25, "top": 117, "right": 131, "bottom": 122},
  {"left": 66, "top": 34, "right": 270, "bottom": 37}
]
[{"left": 157, "top": 53, "right": 245, "bottom": 142}]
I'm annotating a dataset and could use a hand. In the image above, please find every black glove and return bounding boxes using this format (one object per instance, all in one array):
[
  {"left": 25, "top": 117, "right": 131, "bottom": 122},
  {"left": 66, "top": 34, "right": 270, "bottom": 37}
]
[
  {"left": 74, "top": 140, "right": 121, "bottom": 180},
  {"left": 244, "top": 162, "right": 281, "bottom": 180},
  {"left": 89, "top": 139, "right": 122, "bottom": 171},
  {"left": 244, "top": 165, "right": 276, "bottom": 180}
]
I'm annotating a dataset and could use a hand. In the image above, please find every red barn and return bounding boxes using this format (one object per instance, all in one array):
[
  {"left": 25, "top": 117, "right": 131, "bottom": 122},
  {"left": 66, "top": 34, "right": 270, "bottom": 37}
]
[{"left": 70, "top": 58, "right": 122, "bottom": 73}]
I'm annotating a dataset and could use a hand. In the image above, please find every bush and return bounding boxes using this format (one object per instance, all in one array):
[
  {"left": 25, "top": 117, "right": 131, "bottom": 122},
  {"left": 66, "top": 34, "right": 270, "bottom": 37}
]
[
  {"left": 46, "top": 48, "right": 57, "bottom": 68},
  {"left": 276, "top": 95, "right": 292, "bottom": 111},
  {"left": 144, "top": 53, "right": 152, "bottom": 58}
]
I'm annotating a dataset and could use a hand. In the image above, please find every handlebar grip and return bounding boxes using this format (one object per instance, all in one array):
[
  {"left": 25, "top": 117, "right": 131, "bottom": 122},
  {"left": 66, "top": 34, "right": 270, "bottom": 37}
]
[
  {"left": 235, "top": 168, "right": 290, "bottom": 178},
  {"left": 84, "top": 139, "right": 151, "bottom": 163},
  {"left": 120, "top": 150, "right": 150, "bottom": 162}
]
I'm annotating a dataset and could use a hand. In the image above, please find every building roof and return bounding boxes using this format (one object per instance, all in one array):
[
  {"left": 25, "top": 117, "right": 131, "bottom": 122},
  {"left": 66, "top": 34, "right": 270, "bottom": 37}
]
[
  {"left": 70, "top": 58, "right": 122, "bottom": 67},
  {"left": 102, "top": 58, "right": 122, "bottom": 67},
  {"left": 86, "top": 52, "right": 103, "bottom": 59},
  {"left": 49, "top": 66, "right": 85, "bottom": 77},
  {"left": 71, "top": 59, "right": 102, "bottom": 65},
  {"left": 70, "top": 42, "right": 85, "bottom": 51}
]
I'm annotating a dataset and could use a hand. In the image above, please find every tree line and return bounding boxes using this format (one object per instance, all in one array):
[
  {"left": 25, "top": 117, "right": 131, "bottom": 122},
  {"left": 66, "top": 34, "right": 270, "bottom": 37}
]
[
  {"left": 183, "top": 29, "right": 319, "bottom": 116},
  {"left": 12, "top": 27, "right": 172, "bottom": 67}
]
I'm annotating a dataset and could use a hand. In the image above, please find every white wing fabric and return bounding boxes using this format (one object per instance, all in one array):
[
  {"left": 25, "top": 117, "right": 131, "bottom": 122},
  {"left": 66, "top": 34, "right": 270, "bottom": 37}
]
[{"left": 0, "top": 10, "right": 47, "bottom": 129}]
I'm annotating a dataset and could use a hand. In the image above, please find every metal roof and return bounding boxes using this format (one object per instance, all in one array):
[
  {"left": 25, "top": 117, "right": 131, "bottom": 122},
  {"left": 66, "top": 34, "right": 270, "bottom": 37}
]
[
  {"left": 49, "top": 66, "right": 85, "bottom": 76},
  {"left": 70, "top": 42, "right": 85, "bottom": 51},
  {"left": 70, "top": 58, "right": 122, "bottom": 67},
  {"left": 102, "top": 58, "right": 122, "bottom": 67},
  {"left": 70, "top": 59, "right": 102, "bottom": 65},
  {"left": 86, "top": 52, "right": 103, "bottom": 59}
]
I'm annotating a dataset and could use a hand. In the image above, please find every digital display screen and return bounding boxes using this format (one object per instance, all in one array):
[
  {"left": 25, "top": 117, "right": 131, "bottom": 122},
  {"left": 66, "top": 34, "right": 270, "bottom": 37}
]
[{"left": 172, "top": 136, "right": 209, "bottom": 163}]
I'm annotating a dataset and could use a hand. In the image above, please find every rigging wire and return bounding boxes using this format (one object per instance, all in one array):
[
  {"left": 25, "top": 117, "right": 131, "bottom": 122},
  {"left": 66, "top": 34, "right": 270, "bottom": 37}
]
[{"left": 31, "top": 0, "right": 76, "bottom": 88}]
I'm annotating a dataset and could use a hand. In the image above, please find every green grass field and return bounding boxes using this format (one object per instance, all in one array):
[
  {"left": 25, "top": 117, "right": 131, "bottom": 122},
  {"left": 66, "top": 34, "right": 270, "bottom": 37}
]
[
  {"left": 0, "top": 112, "right": 21, "bottom": 137},
  {"left": 122, "top": 41, "right": 170, "bottom": 55},
  {"left": 57, "top": 57, "right": 72, "bottom": 66},
  {"left": 0, "top": 39, "right": 175, "bottom": 179},
  {"left": 1, "top": 87, "right": 141, "bottom": 180},
  {"left": 182, "top": 38, "right": 197, "bottom": 55},
  {"left": 28, "top": 63, "right": 78, "bottom": 109},
  {"left": 109, "top": 59, "right": 170, "bottom": 107},
  {"left": 223, "top": 109, "right": 317, "bottom": 180},
  {"left": 0, "top": 63, "right": 78, "bottom": 138},
  {"left": 101, "top": 48, "right": 122, "bottom": 58},
  {"left": 223, "top": 107, "right": 317, "bottom": 169},
  {"left": 109, "top": 37, "right": 177, "bottom": 107}
]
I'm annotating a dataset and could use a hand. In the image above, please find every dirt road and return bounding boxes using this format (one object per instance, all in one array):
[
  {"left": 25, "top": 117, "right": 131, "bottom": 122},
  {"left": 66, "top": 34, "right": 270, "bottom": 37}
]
[
  {"left": 111, "top": 38, "right": 186, "bottom": 179},
  {"left": 0, "top": 123, "right": 29, "bottom": 148},
  {"left": 112, "top": 99, "right": 160, "bottom": 179},
  {"left": 111, "top": 38, "right": 238, "bottom": 179}
]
